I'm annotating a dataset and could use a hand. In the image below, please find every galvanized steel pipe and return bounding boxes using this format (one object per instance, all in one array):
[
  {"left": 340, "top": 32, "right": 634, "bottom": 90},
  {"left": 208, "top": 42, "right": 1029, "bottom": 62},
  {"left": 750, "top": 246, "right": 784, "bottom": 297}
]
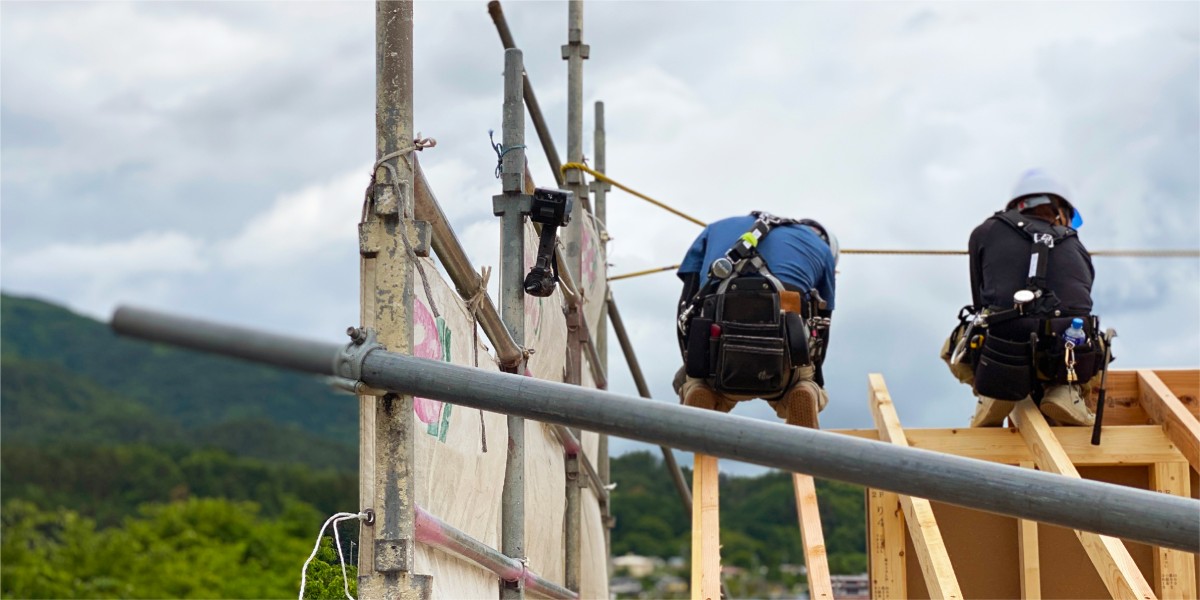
[{"left": 110, "top": 306, "right": 1200, "bottom": 554}]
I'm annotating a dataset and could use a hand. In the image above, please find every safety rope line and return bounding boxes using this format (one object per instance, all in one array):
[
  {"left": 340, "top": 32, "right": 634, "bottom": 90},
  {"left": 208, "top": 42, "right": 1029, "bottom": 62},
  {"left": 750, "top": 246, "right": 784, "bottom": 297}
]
[
  {"left": 299, "top": 511, "right": 368, "bottom": 600},
  {"left": 560, "top": 162, "right": 707, "bottom": 227},
  {"left": 608, "top": 248, "right": 1200, "bottom": 281}
]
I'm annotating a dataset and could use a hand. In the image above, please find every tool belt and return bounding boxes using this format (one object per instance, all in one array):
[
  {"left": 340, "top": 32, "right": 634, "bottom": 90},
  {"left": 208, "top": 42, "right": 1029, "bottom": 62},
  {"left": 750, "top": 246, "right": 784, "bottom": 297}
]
[
  {"left": 950, "top": 309, "right": 1104, "bottom": 401},
  {"left": 683, "top": 275, "right": 810, "bottom": 397}
]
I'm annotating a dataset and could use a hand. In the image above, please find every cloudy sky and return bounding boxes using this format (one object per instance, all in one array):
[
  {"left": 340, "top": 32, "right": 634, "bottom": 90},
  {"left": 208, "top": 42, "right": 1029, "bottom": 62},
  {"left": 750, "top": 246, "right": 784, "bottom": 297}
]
[{"left": 3, "top": 1, "right": 1197, "bottom": 475}]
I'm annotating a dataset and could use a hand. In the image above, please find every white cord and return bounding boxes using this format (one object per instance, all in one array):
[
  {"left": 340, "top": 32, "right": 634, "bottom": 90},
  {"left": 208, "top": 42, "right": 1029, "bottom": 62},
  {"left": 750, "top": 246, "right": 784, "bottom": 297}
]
[{"left": 299, "top": 511, "right": 366, "bottom": 600}]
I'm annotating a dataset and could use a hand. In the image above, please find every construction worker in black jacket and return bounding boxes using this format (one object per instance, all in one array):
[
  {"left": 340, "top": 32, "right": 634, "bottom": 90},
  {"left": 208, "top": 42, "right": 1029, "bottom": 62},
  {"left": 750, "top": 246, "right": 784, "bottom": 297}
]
[{"left": 944, "top": 169, "right": 1106, "bottom": 427}]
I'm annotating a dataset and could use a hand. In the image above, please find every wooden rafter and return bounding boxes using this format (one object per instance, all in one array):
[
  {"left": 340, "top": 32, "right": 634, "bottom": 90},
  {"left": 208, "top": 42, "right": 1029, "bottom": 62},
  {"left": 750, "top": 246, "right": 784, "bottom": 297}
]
[
  {"left": 1010, "top": 399, "right": 1157, "bottom": 600},
  {"left": 828, "top": 426, "right": 1185, "bottom": 466},
  {"left": 793, "top": 474, "right": 833, "bottom": 599},
  {"left": 869, "top": 373, "right": 963, "bottom": 599},
  {"left": 1137, "top": 370, "right": 1200, "bottom": 474}
]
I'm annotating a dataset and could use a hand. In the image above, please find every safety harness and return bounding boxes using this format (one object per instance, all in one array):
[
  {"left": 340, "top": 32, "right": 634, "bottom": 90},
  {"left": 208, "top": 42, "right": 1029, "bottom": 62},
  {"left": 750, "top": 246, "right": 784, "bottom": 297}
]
[
  {"left": 949, "top": 209, "right": 1110, "bottom": 406},
  {"left": 679, "top": 212, "right": 830, "bottom": 397}
]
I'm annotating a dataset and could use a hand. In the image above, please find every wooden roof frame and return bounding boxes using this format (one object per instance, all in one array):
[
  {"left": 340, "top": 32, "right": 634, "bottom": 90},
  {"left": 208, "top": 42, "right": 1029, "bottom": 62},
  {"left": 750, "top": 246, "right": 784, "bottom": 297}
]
[{"left": 858, "top": 370, "right": 1198, "bottom": 599}]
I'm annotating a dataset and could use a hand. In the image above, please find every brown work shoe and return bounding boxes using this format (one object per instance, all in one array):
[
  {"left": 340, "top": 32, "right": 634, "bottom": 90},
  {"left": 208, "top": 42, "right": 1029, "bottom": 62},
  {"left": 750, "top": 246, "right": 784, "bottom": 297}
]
[
  {"left": 682, "top": 382, "right": 721, "bottom": 412},
  {"left": 783, "top": 380, "right": 822, "bottom": 428},
  {"left": 1039, "top": 385, "right": 1095, "bottom": 426},
  {"left": 970, "top": 395, "right": 1015, "bottom": 427}
]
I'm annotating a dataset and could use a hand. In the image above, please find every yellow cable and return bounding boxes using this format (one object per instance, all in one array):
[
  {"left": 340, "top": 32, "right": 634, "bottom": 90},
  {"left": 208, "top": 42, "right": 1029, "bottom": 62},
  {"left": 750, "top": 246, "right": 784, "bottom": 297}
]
[
  {"left": 608, "top": 264, "right": 681, "bottom": 282},
  {"left": 561, "top": 162, "right": 707, "bottom": 227}
]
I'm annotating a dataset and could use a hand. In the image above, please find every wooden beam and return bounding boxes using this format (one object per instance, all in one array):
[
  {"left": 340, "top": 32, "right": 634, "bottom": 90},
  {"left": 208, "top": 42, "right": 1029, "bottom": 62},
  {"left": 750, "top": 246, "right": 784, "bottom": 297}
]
[
  {"left": 1137, "top": 370, "right": 1200, "bottom": 475},
  {"left": 867, "top": 487, "right": 907, "bottom": 599},
  {"left": 826, "top": 427, "right": 1185, "bottom": 466},
  {"left": 1010, "top": 399, "right": 1157, "bottom": 600},
  {"left": 869, "top": 373, "right": 963, "bottom": 599},
  {"left": 1150, "top": 370, "right": 1199, "bottom": 419},
  {"left": 690, "top": 453, "right": 721, "bottom": 600},
  {"left": 1150, "top": 461, "right": 1197, "bottom": 599},
  {"left": 1017, "top": 461, "right": 1042, "bottom": 599},
  {"left": 793, "top": 474, "right": 833, "bottom": 599}
]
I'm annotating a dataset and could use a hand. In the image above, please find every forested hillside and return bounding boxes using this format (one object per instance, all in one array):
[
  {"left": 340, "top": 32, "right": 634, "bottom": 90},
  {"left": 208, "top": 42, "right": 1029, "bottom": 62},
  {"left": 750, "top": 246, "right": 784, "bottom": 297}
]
[{"left": 1, "top": 294, "right": 865, "bottom": 598}]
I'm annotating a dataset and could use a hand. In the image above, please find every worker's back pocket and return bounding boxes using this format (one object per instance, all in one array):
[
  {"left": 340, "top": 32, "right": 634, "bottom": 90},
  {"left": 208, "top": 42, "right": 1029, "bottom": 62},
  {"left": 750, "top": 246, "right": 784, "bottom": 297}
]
[
  {"left": 974, "top": 335, "right": 1032, "bottom": 401},
  {"left": 715, "top": 335, "right": 787, "bottom": 396}
]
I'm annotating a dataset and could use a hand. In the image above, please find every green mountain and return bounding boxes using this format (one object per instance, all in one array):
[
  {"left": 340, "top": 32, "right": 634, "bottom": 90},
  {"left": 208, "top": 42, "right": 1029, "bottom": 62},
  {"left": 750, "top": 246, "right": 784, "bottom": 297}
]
[
  {"left": 1, "top": 294, "right": 356, "bottom": 469},
  {"left": 0, "top": 293, "right": 865, "bottom": 599}
]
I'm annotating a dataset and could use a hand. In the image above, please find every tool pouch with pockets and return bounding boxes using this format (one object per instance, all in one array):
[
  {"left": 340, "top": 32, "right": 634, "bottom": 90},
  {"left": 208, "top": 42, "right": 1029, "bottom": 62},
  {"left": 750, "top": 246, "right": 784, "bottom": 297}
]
[
  {"left": 711, "top": 284, "right": 789, "bottom": 395},
  {"left": 1036, "top": 316, "right": 1101, "bottom": 385},
  {"left": 973, "top": 334, "right": 1033, "bottom": 401}
]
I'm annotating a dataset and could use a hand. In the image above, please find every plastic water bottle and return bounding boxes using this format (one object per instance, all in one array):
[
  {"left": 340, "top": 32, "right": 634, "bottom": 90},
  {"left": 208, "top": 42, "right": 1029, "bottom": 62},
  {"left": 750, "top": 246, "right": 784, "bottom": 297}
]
[{"left": 1062, "top": 318, "right": 1087, "bottom": 347}]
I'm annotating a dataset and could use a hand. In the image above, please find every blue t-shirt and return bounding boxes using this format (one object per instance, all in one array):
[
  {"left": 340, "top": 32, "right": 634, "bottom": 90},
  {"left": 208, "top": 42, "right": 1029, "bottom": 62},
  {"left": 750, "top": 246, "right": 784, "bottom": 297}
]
[{"left": 677, "top": 215, "right": 836, "bottom": 310}]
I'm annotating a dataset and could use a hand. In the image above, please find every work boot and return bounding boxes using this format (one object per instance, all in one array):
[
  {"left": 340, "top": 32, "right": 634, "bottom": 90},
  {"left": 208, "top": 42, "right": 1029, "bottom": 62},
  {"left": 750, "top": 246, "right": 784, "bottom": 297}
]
[
  {"left": 783, "top": 379, "right": 823, "bottom": 428},
  {"left": 681, "top": 381, "right": 721, "bottom": 412},
  {"left": 1039, "top": 385, "right": 1095, "bottom": 426},
  {"left": 970, "top": 395, "right": 1014, "bottom": 427}
]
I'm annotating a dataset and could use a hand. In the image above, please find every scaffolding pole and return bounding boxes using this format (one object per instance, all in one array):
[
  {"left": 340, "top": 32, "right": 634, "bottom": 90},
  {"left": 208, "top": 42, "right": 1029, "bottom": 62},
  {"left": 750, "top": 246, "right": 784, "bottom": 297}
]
[
  {"left": 109, "top": 305, "right": 1200, "bottom": 554},
  {"left": 414, "top": 506, "right": 576, "bottom": 599},
  {"left": 358, "top": 1, "right": 431, "bottom": 596},
  {"left": 487, "top": 0, "right": 565, "bottom": 188},
  {"left": 494, "top": 47, "right": 529, "bottom": 600},
  {"left": 591, "top": 100, "right": 613, "bottom": 576}
]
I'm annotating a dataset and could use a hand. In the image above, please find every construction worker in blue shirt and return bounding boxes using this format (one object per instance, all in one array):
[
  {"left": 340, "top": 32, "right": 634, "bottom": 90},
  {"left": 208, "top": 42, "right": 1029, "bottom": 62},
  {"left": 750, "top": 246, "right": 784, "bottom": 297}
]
[{"left": 673, "top": 212, "right": 838, "bottom": 428}]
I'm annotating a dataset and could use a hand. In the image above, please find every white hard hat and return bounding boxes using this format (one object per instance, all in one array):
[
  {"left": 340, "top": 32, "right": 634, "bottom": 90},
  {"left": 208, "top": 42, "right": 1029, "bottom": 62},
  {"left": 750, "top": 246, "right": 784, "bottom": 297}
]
[{"left": 1007, "top": 168, "right": 1083, "bottom": 228}]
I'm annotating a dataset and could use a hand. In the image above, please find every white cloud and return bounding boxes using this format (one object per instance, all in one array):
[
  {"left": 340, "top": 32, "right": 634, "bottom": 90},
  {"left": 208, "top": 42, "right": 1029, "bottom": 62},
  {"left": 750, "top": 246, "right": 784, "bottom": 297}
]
[
  {"left": 6, "top": 230, "right": 208, "bottom": 279},
  {"left": 217, "top": 168, "right": 366, "bottom": 268},
  {"left": 2, "top": 1, "right": 1197, "bottom": 475}
]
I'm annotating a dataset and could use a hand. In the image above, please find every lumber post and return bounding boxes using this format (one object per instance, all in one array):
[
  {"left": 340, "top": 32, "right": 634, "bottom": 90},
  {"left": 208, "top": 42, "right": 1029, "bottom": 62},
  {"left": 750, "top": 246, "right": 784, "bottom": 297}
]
[
  {"left": 1150, "top": 461, "right": 1196, "bottom": 599},
  {"left": 869, "top": 374, "right": 963, "bottom": 599},
  {"left": 1017, "top": 461, "right": 1042, "bottom": 599},
  {"left": 867, "top": 488, "right": 907, "bottom": 599},
  {"left": 690, "top": 453, "right": 721, "bottom": 600},
  {"left": 1010, "top": 399, "right": 1157, "bottom": 600},
  {"left": 793, "top": 474, "right": 833, "bottom": 598},
  {"left": 358, "top": 1, "right": 432, "bottom": 597}
]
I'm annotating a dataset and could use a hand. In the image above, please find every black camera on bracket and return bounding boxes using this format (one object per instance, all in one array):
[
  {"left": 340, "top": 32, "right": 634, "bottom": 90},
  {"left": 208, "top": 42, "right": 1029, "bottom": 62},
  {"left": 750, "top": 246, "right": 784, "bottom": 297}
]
[{"left": 524, "top": 188, "right": 574, "bottom": 297}]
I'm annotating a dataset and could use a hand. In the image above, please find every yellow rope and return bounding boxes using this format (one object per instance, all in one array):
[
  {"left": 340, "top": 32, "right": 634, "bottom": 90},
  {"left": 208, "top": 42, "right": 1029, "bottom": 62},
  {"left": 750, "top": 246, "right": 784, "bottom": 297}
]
[
  {"left": 608, "top": 249, "right": 1200, "bottom": 282},
  {"left": 608, "top": 264, "right": 681, "bottom": 282},
  {"left": 561, "top": 162, "right": 707, "bottom": 227}
]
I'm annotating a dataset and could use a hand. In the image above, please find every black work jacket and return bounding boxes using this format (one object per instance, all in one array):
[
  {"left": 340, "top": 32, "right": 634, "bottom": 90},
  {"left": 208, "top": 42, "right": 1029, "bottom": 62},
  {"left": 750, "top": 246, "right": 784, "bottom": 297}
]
[{"left": 968, "top": 211, "right": 1095, "bottom": 316}]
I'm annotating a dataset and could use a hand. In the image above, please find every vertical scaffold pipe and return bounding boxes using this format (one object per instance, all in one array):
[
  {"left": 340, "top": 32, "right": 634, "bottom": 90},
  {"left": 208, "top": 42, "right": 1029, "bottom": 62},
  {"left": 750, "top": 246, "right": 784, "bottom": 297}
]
[
  {"left": 561, "top": 2, "right": 588, "bottom": 593},
  {"left": 487, "top": 0, "right": 565, "bottom": 188},
  {"left": 359, "top": 0, "right": 431, "bottom": 597},
  {"left": 592, "top": 100, "right": 613, "bottom": 577},
  {"left": 498, "top": 48, "right": 528, "bottom": 600}
]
